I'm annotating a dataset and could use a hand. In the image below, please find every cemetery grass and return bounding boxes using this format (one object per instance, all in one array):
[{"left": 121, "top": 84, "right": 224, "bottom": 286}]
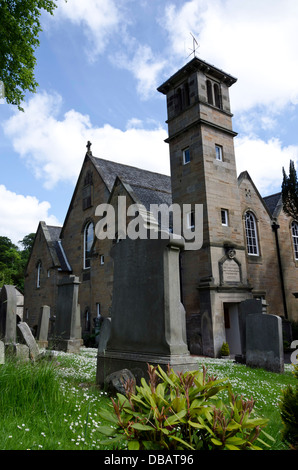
[{"left": 0, "top": 349, "right": 296, "bottom": 451}]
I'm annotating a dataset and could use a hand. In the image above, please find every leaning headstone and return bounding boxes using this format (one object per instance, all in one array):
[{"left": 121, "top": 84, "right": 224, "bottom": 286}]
[
  {"left": 0, "top": 340, "right": 4, "bottom": 364},
  {"left": 96, "top": 235, "right": 198, "bottom": 387},
  {"left": 54, "top": 275, "right": 82, "bottom": 353},
  {"left": 36, "top": 305, "right": 50, "bottom": 348},
  {"left": 17, "top": 322, "right": 40, "bottom": 361},
  {"left": 0, "top": 285, "right": 17, "bottom": 344},
  {"left": 246, "top": 313, "right": 284, "bottom": 373}
]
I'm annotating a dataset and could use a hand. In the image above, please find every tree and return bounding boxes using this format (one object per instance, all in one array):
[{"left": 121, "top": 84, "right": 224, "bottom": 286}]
[
  {"left": 282, "top": 160, "right": 298, "bottom": 221},
  {"left": 0, "top": 1, "right": 61, "bottom": 110},
  {"left": 19, "top": 233, "right": 35, "bottom": 253},
  {"left": 0, "top": 234, "right": 35, "bottom": 291}
]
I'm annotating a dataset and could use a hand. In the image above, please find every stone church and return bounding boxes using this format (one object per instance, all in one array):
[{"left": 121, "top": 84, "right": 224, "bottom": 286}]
[{"left": 23, "top": 56, "right": 298, "bottom": 357}]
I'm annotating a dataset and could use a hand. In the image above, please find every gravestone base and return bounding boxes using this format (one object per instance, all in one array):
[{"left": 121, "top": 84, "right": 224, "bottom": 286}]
[
  {"left": 51, "top": 338, "right": 83, "bottom": 353},
  {"left": 96, "top": 350, "right": 199, "bottom": 387}
]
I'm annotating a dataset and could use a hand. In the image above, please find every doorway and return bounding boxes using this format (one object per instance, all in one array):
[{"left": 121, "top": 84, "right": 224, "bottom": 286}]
[{"left": 224, "top": 303, "right": 242, "bottom": 355}]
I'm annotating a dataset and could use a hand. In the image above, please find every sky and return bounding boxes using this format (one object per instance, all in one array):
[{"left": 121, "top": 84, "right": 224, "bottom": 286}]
[{"left": 1, "top": 0, "right": 298, "bottom": 245}]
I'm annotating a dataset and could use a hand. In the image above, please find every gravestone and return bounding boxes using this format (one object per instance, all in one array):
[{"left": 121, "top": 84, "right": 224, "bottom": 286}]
[
  {"left": 236, "top": 299, "right": 262, "bottom": 360},
  {"left": 54, "top": 275, "right": 82, "bottom": 353},
  {"left": 96, "top": 235, "right": 198, "bottom": 386},
  {"left": 37, "top": 305, "right": 50, "bottom": 348},
  {"left": 17, "top": 322, "right": 40, "bottom": 361},
  {"left": 0, "top": 285, "right": 17, "bottom": 344},
  {"left": 97, "top": 317, "right": 111, "bottom": 353},
  {"left": 246, "top": 313, "right": 284, "bottom": 373},
  {"left": 0, "top": 340, "right": 4, "bottom": 364}
]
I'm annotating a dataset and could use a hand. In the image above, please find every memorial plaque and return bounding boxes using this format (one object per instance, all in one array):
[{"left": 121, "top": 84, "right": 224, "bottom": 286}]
[{"left": 222, "top": 259, "right": 240, "bottom": 283}]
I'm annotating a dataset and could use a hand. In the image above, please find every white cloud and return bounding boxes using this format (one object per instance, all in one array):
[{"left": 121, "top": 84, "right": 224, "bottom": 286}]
[
  {"left": 55, "top": 0, "right": 121, "bottom": 59},
  {"left": 0, "top": 185, "right": 61, "bottom": 245},
  {"left": 162, "top": 0, "right": 298, "bottom": 113},
  {"left": 3, "top": 91, "right": 170, "bottom": 189},
  {"left": 112, "top": 45, "right": 167, "bottom": 100},
  {"left": 235, "top": 136, "right": 298, "bottom": 196}
]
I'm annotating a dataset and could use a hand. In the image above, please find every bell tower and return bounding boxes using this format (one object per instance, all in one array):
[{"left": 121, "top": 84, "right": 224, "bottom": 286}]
[{"left": 158, "top": 57, "right": 252, "bottom": 356}]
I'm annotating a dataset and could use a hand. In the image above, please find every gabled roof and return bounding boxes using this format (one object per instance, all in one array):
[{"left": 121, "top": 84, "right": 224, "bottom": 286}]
[
  {"left": 238, "top": 171, "right": 274, "bottom": 219},
  {"left": 90, "top": 156, "right": 172, "bottom": 194},
  {"left": 37, "top": 222, "right": 71, "bottom": 272}
]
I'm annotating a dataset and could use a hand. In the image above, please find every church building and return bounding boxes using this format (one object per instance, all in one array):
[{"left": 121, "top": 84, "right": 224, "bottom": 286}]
[{"left": 23, "top": 56, "right": 298, "bottom": 356}]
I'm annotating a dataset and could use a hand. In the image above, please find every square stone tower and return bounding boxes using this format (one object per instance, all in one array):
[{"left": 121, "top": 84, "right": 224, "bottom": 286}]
[{"left": 158, "top": 57, "right": 252, "bottom": 357}]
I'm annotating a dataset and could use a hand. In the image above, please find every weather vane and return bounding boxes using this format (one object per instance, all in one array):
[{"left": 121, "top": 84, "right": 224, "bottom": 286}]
[{"left": 187, "top": 32, "right": 199, "bottom": 59}]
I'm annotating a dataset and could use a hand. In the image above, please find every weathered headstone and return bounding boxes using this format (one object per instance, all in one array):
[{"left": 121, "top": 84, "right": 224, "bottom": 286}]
[
  {"left": 0, "top": 285, "right": 17, "bottom": 344},
  {"left": 0, "top": 340, "right": 4, "bottom": 364},
  {"left": 96, "top": 235, "right": 198, "bottom": 386},
  {"left": 5, "top": 343, "right": 29, "bottom": 362},
  {"left": 54, "top": 275, "right": 82, "bottom": 353},
  {"left": 97, "top": 317, "right": 111, "bottom": 353},
  {"left": 17, "top": 321, "right": 40, "bottom": 361},
  {"left": 246, "top": 313, "right": 284, "bottom": 373},
  {"left": 37, "top": 305, "right": 50, "bottom": 348}
]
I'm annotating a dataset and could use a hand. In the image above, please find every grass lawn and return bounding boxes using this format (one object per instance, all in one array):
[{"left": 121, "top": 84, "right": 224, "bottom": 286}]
[{"left": 0, "top": 348, "right": 296, "bottom": 450}]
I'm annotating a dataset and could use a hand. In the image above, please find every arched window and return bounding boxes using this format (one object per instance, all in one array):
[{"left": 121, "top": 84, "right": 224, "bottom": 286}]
[
  {"left": 206, "top": 80, "right": 213, "bottom": 105},
  {"left": 36, "top": 261, "right": 42, "bottom": 288},
  {"left": 214, "top": 83, "right": 221, "bottom": 108},
  {"left": 291, "top": 221, "right": 298, "bottom": 260},
  {"left": 84, "top": 308, "right": 91, "bottom": 331},
  {"left": 245, "top": 211, "right": 259, "bottom": 255},
  {"left": 84, "top": 221, "right": 94, "bottom": 269}
]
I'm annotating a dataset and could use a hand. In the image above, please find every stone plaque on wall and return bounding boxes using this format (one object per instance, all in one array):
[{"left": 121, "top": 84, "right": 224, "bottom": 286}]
[
  {"left": 222, "top": 259, "right": 240, "bottom": 283},
  {"left": 219, "top": 248, "right": 242, "bottom": 285}
]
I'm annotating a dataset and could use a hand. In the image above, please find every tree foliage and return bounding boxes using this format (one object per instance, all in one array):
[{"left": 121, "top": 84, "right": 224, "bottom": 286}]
[
  {"left": 282, "top": 160, "right": 298, "bottom": 221},
  {"left": 0, "top": 0, "right": 60, "bottom": 110},
  {"left": 0, "top": 233, "right": 35, "bottom": 291}
]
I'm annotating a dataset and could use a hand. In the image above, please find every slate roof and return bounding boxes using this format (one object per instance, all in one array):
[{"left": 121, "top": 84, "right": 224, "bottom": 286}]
[
  {"left": 43, "top": 224, "right": 72, "bottom": 272},
  {"left": 90, "top": 156, "right": 172, "bottom": 195},
  {"left": 263, "top": 192, "right": 282, "bottom": 217}
]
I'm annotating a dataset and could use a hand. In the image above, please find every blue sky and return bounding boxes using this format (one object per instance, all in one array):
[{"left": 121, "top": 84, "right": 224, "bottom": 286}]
[{"left": 1, "top": 0, "right": 298, "bottom": 245}]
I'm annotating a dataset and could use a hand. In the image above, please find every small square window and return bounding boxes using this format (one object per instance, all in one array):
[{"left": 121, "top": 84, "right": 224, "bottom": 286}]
[
  {"left": 183, "top": 148, "right": 190, "bottom": 164},
  {"left": 215, "top": 145, "right": 223, "bottom": 161},
  {"left": 221, "top": 209, "right": 228, "bottom": 226}
]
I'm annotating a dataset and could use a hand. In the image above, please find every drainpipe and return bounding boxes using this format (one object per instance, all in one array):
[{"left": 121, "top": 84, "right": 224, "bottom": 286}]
[{"left": 272, "top": 222, "right": 288, "bottom": 319}]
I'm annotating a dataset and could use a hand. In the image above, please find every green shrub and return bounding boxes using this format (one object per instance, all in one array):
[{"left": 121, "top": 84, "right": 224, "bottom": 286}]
[
  {"left": 279, "top": 365, "right": 298, "bottom": 450},
  {"left": 97, "top": 364, "right": 272, "bottom": 450},
  {"left": 220, "top": 342, "right": 230, "bottom": 356}
]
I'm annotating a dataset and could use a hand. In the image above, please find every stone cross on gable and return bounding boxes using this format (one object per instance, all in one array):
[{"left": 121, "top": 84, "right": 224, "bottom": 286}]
[{"left": 86, "top": 140, "right": 92, "bottom": 154}]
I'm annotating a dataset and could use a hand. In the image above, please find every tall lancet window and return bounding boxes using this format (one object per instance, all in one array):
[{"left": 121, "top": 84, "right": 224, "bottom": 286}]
[
  {"left": 84, "top": 221, "right": 94, "bottom": 269},
  {"left": 245, "top": 211, "right": 259, "bottom": 256}
]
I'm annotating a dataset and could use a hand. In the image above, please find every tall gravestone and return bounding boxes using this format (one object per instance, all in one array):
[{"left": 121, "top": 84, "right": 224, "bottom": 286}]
[
  {"left": 0, "top": 285, "right": 17, "bottom": 344},
  {"left": 37, "top": 305, "right": 50, "bottom": 348},
  {"left": 54, "top": 275, "right": 82, "bottom": 353},
  {"left": 96, "top": 235, "right": 198, "bottom": 386},
  {"left": 246, "top": 313, "right": 284, "bottom": 373}
]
